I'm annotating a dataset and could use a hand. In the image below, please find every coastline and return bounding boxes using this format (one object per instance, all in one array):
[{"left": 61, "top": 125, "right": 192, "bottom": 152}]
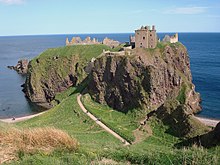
[
  {"left": 0, "top": 111, "right": 46, "bottom": 123},
  {"left": 195, "top": 116, "right": 219, "bottom": 127}
]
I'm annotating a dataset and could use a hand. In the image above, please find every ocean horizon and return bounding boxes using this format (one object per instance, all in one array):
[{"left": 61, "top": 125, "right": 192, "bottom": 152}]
[{"left": 0, "top": 33, "right": 219, "bottom": 119}]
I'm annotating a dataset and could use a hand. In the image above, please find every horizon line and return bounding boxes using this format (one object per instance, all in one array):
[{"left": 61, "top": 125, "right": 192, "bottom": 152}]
[{"left": 1, "top": 31, "right": 220, "bottom": 37}]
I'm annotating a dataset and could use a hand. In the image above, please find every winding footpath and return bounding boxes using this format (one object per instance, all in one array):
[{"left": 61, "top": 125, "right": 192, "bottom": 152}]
[{"left": 77, "top": 94, "right": 131, "bottom": 146}]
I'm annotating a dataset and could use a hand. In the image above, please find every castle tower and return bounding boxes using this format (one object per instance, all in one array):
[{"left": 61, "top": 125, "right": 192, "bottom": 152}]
[
  {"left": 135, "top": 25, "right": 157, "bottom": 49},
  {"left": 148, "top": 25, "right": 157, "bottom": 48}
]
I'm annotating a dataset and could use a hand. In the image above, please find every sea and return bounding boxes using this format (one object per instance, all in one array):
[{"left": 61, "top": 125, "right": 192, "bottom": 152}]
[{"left": 0, "top": 33, "right": 219, "bottom": 119}]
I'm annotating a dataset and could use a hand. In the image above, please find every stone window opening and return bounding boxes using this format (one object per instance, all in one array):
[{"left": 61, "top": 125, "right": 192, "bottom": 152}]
[{"left": 143, "top": 37, "right": 145, "bottom": 40}]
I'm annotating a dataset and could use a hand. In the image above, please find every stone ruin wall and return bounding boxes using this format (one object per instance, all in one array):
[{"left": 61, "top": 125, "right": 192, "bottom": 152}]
[{"left": 66, "top": 36, "right": 120, "bottom": 48}]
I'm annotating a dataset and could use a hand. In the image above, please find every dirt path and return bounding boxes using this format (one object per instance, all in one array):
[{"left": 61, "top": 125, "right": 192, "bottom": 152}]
[
  {"left": 0, "top": 111, "right": 46, "bottom": 123},
  {"left": 77, "top": 94, "right": 131, "bottom": 146},
  {"left": 195, "top": 116, "right": 219, "bottom": 127}
]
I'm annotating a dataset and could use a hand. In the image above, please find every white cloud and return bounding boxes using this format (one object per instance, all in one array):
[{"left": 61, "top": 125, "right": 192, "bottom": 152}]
[
  {"left": 0, "top": 0, "right": 25, "bottom": 5},
  {"left": 165, "top": 7, "right": 208, "bottom": 15}
]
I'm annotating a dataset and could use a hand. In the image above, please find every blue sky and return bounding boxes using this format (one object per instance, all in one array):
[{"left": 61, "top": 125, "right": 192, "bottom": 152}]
[{"left": 0, "top": 0, "right": 220, "bottom": 36}]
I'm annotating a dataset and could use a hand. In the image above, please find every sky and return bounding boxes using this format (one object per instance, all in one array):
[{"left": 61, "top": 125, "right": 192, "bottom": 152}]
[{"left": 0, "top": 0, "right": 220, "bottom": 36}]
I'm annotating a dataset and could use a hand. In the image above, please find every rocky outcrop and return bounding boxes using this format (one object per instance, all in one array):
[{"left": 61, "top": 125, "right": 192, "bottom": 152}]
[
  {"left": 88, "top": 43, "right": 201, "bottom": 113},
  {"left": 23, "top": 45, "right": 110, "bottom": 109},
  {"left": 7, "top": 59, "right": 29, "bottom": 74},
  {"left": 154, "top": 101, "right": 208, "bottom": 137},
  {"left": 23, "top": 55, "right": 79, "bottom": 109}
]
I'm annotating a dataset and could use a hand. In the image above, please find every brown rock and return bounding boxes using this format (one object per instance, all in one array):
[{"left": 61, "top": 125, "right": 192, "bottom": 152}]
[
  {"left": 7, "top": 59, "right": 29, "bottom": 74},
  {"left": 88, "top": 43, "right": 200, "bottom": 113}
]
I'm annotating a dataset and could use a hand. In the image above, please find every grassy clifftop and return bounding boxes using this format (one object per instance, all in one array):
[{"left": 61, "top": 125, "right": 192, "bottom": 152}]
[{"left": 24, "top": 45, "right": 112, "bottom": 108}]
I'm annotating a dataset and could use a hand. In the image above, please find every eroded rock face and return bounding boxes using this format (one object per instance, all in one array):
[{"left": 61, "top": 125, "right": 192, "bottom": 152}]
[
  {"left": 23, "top": 55, "right": 80, "bottom": 109},
  {"left": 88, "top": 43, "right": 201, "bottom": 113},
  {"left": 8, "top": 59, "right": 29, "bottom": 74}
]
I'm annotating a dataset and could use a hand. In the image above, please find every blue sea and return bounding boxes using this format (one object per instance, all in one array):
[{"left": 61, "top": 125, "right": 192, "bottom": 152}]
[{"left": 0, "top": 33, "right": 219, "bottom": 119}]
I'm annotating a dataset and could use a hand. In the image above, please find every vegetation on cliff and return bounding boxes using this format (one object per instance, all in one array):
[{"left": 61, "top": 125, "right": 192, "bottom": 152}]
[
  {"left": 23, "top": 45, "right": 112, "bottom": 109},
  {"left": 3, "top": 43, "right": 219, "bottom": 164}
]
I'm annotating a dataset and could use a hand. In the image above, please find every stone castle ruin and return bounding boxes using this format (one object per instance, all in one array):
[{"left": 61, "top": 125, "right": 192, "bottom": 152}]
[
  {"left": 66, "top": 25, "right": 178, "bottom": 51},
  {"left": 66, "top": 36, "right": 120, "bottom": 48},
  {"left": 130, "top": 25, "right": 178, "bottom": 48},
  {"left": 134, "top": 25, "right": 158, "bottom": 49},
  {"left": 162, "top": 33, "right": 178, "bottom": 43}
]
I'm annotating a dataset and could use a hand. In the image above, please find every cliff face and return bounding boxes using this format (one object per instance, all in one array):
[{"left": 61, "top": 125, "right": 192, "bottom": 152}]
[
  {"left": 88, "top": 43, "right": 201, "bottom": 114},
  {"left": 23, "top": 45, "right": 111, "bottom": 109},
  {"left": 24, "top": 56, "right": 79, "bottom": 108}
]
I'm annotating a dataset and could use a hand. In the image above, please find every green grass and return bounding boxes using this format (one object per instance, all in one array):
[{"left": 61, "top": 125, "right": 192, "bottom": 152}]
[
  {"left": 81, "top": 94, "right": 139, "bottom": 143},
  {"left": 17, "top": 89, "right": 122, "bottom": 151},
  {"left": 7, "top": 87, "right": 219, "bottom": 165}
]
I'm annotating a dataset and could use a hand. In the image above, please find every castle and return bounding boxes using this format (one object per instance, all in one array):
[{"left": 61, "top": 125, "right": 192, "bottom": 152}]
[
  {"left": 66, "top": 25, "right": 178, "bottom": 50},
  {"left": 130, "top": 25, "right": 158, "bottom": 49},
  {"left": 130, "top": 25, "right": 178, "bottom": 48}
]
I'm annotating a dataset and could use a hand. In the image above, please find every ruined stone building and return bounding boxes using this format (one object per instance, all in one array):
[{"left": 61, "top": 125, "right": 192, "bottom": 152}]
[
  {"left": 130, "top": 25, "right": 158, "bottom": 49},
  {"left": 66, "top": 36, "right": 120, "bottom": 48},
  {"left": 66, "top": 36, "right": 99, "bottom": 46},
  {"left": 162, "top": 33, "right": 178, "bottom": 43},
  {"left": 170, "top": 33, "right": 178, "bottom": 43}
]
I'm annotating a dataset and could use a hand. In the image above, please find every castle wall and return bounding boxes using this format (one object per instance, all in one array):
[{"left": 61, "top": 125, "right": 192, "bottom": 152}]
[
  {"left": 170, "top": 33, "right": 178, "bottom": 43},
  {"left": 135, "top": 29, "right": 149, "bottom": 48},
  {"left": 148, "top": 31, "right": 157, "bottom": 48},
  {"left": 134, "top": 26, "right": 157, "bottom": 49}
]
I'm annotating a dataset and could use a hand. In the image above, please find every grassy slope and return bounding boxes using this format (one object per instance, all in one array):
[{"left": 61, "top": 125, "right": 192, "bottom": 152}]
[
  {"left": 81, "top": 94, "right": 138, "bottom": 143},
  {"left": 81, "top": 94, "right": 220, "bottom": 165},
  {"left": 14, "top": 88, "right": 122, "bottom": 164},
  {"left": 18, "top": 89, "right": 121, "bottom": 150}
]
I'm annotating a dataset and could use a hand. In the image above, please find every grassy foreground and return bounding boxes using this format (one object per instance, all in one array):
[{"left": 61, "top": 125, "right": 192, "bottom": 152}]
[{"left": 1, "top": 87, "right": 217, "bottom": 164}]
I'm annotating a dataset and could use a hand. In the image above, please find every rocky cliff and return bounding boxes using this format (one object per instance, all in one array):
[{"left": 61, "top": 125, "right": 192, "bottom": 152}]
[
  {"left": 88, "top": 43, "right": 201, "bottom": 114},
  {"left": 86, "top": 42, "right": 206, "bottom": 137},
  {"left": 23, "top": 45, "right": 111, "bottom": 109}
]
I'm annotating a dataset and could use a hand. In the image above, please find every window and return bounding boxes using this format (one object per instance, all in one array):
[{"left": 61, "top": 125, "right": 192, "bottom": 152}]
[{"left": 143, "top": 37, "right": 145, "bottom": 40}]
